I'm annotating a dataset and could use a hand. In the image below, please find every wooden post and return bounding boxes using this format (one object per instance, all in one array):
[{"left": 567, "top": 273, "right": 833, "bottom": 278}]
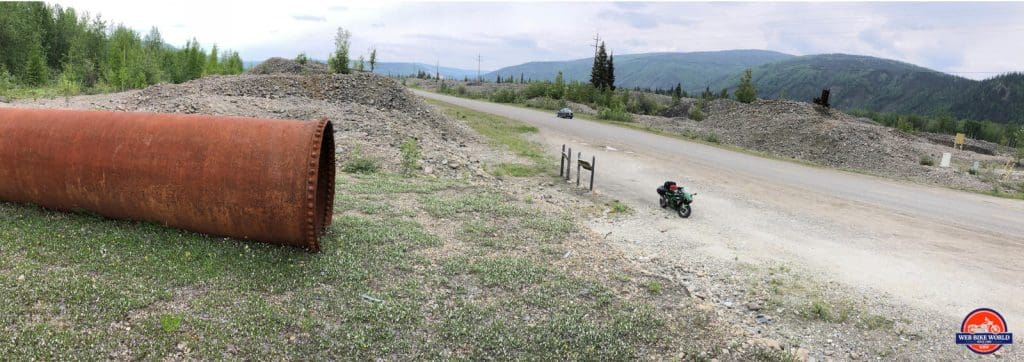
[
  {"left": 589, "top": 156, "right": 595, "bottom": 191},
  {"left": 576, "top": 152, "right": 582, "bottom": 186},
  {"left": 559, "top": 144, "right": 565, "bottom": 177},
  {"left": 566, "top": 148, "right": 572, "bottom": 180}
]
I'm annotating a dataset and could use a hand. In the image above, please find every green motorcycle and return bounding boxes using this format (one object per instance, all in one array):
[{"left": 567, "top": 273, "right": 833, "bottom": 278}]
[{"left": 657, "top": 181, "right": 696, "bottom": 218}]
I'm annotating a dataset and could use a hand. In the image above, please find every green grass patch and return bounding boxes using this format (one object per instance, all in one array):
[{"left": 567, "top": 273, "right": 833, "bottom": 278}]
[
  {"left": 800, "top": 298, "right": 850, "bottom": 323},
  {"left": 858, "top": 314, "right": 895, "bottom": 330},
  {"left": 607, "top": 199, "right": 632, "bottom": 214},
  {"left": 0, "top": 169, "right": 703, "bottom": 359},
  {"left": 426, "top": 99, "right": 553, "bottom": 177},
  {"left": 645, "top": 280, "right": 664, "bottom": 295},
  {"left": 490, "top": 162, "right": 545, "bottom": 177},
  {"left": 420, "top": 192, "right": 521, "bottom": 219}
]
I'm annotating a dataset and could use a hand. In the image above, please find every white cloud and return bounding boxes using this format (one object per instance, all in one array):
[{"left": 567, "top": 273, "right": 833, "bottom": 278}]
[{"left": 55, "top": 1, "right": 1024, "bottom": 79}]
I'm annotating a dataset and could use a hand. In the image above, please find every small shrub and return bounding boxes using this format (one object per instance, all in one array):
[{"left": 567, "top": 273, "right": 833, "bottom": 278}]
[
  {"left": 490, "top": 88, "right": 518, "bottom": 103},
  {"left": 160, "top": 314, "right": 183, "bottom": 333},
  {"left": 645, "top": 281, "right": 663, "bottom": 295},
  {"left": 689, "top": 100, "right": 704, "bottom": 121},
  {"left": 400, "top": 138, "right": 421, "bottom": 176},
  {"left": 919, "top": 155, "right": 935, "bottom": 166},
  {"left": 295, "top": 52, "right": 309, "bottom": 65},
  {"left": 598, "top": 103, "right": 632, "bottom": 122},
  {"left": 705, "top": 133, "right": 720, "bottom": 144},
  {"left": 608, "top": 200, "right": 631, "bottom": 214},
  {"left": 341, "top": 146, "right": 379, "bottom": 174},
  {"left": 524, "top": 96, "right": 566, "bottom": 110},
  {"left": 801, "top": 299, "right": 848, "bottom": 322}
]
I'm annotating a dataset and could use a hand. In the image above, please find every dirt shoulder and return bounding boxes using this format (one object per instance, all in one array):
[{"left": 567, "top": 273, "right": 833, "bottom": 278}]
[{"left": 418, "top": 92, "right": 1023, "bottom": 361}]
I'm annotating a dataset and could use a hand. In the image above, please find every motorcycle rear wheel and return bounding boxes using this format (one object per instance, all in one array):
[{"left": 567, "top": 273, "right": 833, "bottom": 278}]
[{"left": 659, "top": 197, "right": 668, "bottom": 208}]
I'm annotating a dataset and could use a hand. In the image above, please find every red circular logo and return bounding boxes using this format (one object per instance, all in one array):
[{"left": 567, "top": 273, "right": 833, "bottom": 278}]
[{"left": 960, "top": 308, "right": 1009, "bottom": 354}]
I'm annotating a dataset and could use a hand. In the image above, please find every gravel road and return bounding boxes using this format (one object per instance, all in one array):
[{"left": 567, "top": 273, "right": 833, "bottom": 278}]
[{"left": 414, "top": 89, "right": 1024, "bottom": 330}]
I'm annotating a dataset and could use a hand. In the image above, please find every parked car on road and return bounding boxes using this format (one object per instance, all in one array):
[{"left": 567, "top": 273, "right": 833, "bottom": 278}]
[{"left": 557, "top": 108, "right": 573, "bottom": 119}]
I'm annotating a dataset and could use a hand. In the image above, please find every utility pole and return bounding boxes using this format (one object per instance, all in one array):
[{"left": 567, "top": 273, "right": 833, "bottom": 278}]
[
  {"left": 435, "top": 60, "right": 439, "bottom": 82},
  {"left": 477, "top": 54, "right": 481, "bottom": 82}
]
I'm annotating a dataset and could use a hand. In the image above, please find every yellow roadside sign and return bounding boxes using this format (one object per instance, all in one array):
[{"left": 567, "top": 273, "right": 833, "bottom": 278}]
[{"left": 954, "top": 133, "right": 966, "bottom": 150}]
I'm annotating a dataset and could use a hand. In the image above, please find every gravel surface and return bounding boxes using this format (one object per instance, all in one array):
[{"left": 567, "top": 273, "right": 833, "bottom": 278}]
[
  {"left": 416, "top": 89, "right": 1024, "bottom": 361},
  {"left": 644, "top": 98, "right": 1018, "bottom": 192},
  {"left": 4, "top": 73, "right": 487, "bottom": 178},
  {"left": 246, "top": 57, "right": 329, "bottom": 75}
]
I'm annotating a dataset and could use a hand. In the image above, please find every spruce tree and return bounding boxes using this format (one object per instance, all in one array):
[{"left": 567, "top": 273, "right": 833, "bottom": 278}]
[
  {"left": 206, "top": 44, "right": 220, "bottom": 75},
  {"left": 606, "top": 52, "right": 615, "bottom": 90},
  {"left": 701, "top": 86, "right": 714, "bottom": 100},
  {"left": 734, "top": 68, "right": 757, "bottom": 103},
  {"left": 24, "top": 37, "right": 48, "bottom": 86},
  {"left": 590, "top": 42, "right": 607, "bottom": 88}
]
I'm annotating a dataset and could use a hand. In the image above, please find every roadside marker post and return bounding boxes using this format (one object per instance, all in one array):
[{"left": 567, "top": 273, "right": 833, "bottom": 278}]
[
  {"left": 954, "top": 133, "right": 966, "bottom": 151},
  {"left": 576, "top": 152, "right": 595, "bottom": 191},
  {"left": 560, "top": 145, "right": 595, "bottom": 191},
  {"left": 560, "top": 144, "right": 565, "bottom": 177}
]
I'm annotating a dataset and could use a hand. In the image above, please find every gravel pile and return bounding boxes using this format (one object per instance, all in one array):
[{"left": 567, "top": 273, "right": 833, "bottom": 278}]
[
  {"left": 656, "top": 98, "right": 698, "bottom": 118},
  {"left": 702, "top": 99, "right": 922, "bottom": 173},
  {"left": 917, "top": 132, "right": 999, "bottom": 155},
  {"left": 246, "top": 57, "right": 328, "bottom": 75},
  {"left": 9, "top": 72, "right": 485, "bottom": 178},
  {"left": 638, "top": 98, "right": 1013, "bottom": 191}
]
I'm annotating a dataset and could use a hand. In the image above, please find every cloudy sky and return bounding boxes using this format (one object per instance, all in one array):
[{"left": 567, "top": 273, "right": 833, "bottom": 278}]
[{"left": 60, "top": 1, "right": 1024, "bottom": 79}]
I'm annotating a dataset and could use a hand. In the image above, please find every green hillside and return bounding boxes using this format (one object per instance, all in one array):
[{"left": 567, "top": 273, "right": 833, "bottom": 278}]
[
  {"left": 950, "top": 72, "right": 1024, "bottom": 123},
  {"left": 485, "top": 50, "right": 794, "bottom": 91},
  {"left": 710, "top": 54, "right": 1023, "bottom": 123},
  {"left": 711, "top": 54, "right": 972, "bottom": 115}
]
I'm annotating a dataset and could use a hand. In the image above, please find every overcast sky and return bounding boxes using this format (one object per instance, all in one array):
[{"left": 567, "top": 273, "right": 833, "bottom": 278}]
[{"left": 60, "top": 1, "right": 1024, "bottom": 80}]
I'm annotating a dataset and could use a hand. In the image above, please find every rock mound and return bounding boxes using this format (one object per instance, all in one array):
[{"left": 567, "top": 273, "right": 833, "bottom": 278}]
[
  {"left": 700, "top": 99, "right": 921, "bottom": 174},
  {"left": 42, "top": 72, "right": 481, "bottom": 177},
  {"left": 246, "top": 57, "right": 328, "bottom": 75}
]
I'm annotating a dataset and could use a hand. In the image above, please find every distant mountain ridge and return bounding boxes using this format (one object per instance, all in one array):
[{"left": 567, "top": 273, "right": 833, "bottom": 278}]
[
  {"left": 485, "top": 50, "right": 793, "bottom": 91},
  {"left": 485, "top": 50, "right": 1024, "bottom": 123},
  {"left": 246, "top": 59, "right": 481, "bottom": 79},
  {"left": 372, "top": 62, "right": 483, "bottom": 80}
]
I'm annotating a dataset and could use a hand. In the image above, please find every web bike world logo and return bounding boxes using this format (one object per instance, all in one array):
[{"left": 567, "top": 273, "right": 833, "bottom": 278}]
[{"left": 956, "top": 308, "right": 1013, "bottom": 354}]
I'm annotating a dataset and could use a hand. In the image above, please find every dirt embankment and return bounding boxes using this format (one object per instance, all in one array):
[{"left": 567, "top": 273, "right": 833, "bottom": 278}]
[
  {"left": 6, "top": 70, "right": 486, "bottom": 178},
  {"left": 649, "top": 98, "right": 1020, "bottom": 193}
]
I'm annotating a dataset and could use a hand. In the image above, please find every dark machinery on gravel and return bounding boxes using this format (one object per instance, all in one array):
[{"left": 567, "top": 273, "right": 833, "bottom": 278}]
[
  {"left": 557, "top": 107, "right": 574, "bottom": 119},
  {"left": 657, "top": 181, "right": 696, "bottom": 218}
]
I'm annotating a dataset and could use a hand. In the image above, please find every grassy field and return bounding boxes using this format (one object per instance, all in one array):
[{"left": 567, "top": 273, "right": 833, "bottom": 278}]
[
  {"left": 0, "top": 171, "right": 689, "bottom": 359},
  {"left": 0, "top": 101, "right": 749, "bottom": 359},
  {"left": 426, "top": 98, "right": 553, "bottom": 177}
]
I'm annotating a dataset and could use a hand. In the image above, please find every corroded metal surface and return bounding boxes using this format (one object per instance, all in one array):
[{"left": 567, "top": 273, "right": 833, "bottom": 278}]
[{"left": 0, "top": 108, "right": 335, "bottom": 251}]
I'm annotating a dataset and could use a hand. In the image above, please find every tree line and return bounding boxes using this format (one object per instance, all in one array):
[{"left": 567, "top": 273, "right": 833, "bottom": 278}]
[{"left": 0, "top": 2, "right": 243, "bottom": 96}]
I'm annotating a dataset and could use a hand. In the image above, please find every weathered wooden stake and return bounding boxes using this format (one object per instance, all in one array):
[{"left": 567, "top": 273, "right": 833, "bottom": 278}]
[
  {"left": 560, "top": 144, "right": 565, "bottom": 177},
  {"left": 576, "top": 152, "right": 582, "bottom": 186},
  {"left": 589, "top": 156, "right": 595, "bottom": 191},
  {"left": 566, "top": 147, "right": 572, "bottom": 180}
]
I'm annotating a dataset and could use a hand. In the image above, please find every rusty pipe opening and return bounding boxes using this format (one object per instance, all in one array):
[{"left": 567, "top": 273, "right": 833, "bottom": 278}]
[
  {"left": 0, "top": 108, "right": 336, "bottom": 251},
  {"left": 309, "top": 119, "right": 335, "bottom": 251}
]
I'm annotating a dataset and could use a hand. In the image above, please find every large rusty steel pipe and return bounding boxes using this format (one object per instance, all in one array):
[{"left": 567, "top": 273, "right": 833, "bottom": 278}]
[{"left": 0, "top": 108, "right": 335, "bottom": 251}]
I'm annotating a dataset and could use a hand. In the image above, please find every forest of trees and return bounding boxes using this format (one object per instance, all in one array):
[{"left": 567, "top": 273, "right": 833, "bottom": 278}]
[{"left": 0, "top": 2, "right": 243, "bottom": 97}]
